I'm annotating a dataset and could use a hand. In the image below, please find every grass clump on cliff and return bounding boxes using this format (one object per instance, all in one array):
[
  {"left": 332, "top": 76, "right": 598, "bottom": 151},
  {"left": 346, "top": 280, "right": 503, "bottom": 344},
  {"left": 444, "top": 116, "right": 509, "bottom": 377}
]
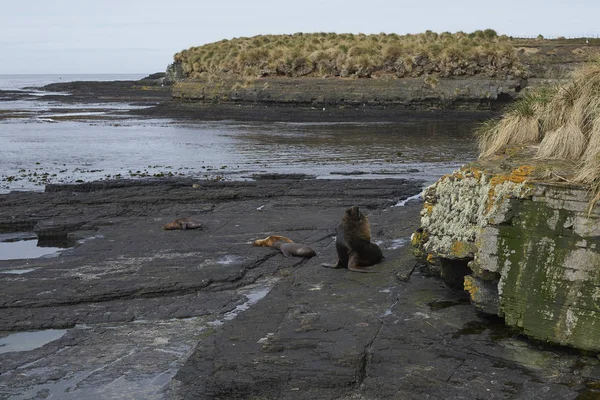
[
  {"left": 477, "top": 60, "right": 600, "bottom": 205},
  {"left": 174, "top": 30, "right": 524, "bottom": 80}
]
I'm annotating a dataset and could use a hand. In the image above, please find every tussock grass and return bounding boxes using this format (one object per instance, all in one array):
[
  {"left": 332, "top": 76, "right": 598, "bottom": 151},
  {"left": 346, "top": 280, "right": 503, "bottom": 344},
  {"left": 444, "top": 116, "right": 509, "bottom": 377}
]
[
  {"left": 174, "top": 31, "right": 524, "bottom": 80},
  {"left": 477, "top": 91, "right": 544, "bottom": 158},
  {"left": 536, "top": 123, "right": 587, "bottom": 160},
  {"left": 477, "top": 60, "right": 600, "bottom": 207}
]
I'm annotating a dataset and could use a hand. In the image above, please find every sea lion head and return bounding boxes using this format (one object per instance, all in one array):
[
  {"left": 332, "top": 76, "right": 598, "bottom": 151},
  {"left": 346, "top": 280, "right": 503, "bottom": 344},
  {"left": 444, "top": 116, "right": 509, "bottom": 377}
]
[
  {"left": 344, "top": 206, "right": 365, "bottom": 223},
  {"left": 342, "top": 205, "right": 371, "bottom": 244}
]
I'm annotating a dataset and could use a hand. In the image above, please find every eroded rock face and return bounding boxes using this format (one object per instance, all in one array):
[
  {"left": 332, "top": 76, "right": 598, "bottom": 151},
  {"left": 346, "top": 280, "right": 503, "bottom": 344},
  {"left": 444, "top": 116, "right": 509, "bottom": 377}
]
[
  {"left": 171, "top": 76, "right": 523, "bottom": 111},
  {"left": 416, "top": 165, "right": 600, "bottom": 351}
]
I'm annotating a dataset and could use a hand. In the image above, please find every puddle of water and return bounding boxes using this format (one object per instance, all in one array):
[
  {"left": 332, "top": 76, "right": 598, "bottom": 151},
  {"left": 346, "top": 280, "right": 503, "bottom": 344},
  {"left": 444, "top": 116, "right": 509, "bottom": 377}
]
[
  {"left": 208, "top": 279, "right": 278, "bottom": 327},
  {"left": 0, "top": 239, "right": 66, "bottom": 260},
  {"left": 0, "top": 268, "right": 40, "bottom": 274},
  {"left": 0, "top": 329, "right": 67, "bottom": 354},
  {"left": 428, "top": 298, "right": 469, "bottom": 311},
  {"left": 0, "top": 232, "right": 73, "bottom": 260},
  {"left": 0, "top": 239, "right": 64, "bottom": 260},
  {"left": 215, "top": 255, "right": 243, "bottom": 265},
  {"left": 387, "top": 238, "right": 409, "bottom": 250},
  {"left": 452, "top": 316, "right": 519, "bottom": 341},
  {"left": 381, "top": 298, "right": 400, "bottom": 317},
  {"left": 393, "top": 192, "right": 424, "bottom": 207}
]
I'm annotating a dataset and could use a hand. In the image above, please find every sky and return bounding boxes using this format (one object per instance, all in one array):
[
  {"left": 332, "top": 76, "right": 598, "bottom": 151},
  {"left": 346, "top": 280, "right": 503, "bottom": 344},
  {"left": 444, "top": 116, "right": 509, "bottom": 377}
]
[{"left": 2, "top": 0, "right": 600, "bottom": 75}]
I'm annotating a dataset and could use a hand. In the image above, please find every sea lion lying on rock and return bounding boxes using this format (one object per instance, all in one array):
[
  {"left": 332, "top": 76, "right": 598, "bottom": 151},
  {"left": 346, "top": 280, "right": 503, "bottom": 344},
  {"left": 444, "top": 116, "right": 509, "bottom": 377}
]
[
  {"left": 253, "top": 235, "right": 294, "bottom": 247},
  {"left": 163, "top": 218, "right": 203, "bottom": 230},
  {"left": 273, "top": 241, "right": 316, "bottom": 258},
  {"left": 322, "top": 205, "right": 383, "bottom": 273},
  {"left": 253, "top": 235, "right": 316, "bottom": 258}
]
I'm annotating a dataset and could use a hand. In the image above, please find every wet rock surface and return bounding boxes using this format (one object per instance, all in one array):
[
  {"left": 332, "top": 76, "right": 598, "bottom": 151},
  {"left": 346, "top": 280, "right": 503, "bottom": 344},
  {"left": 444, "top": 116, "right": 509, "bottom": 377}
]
[{"left": 0, "top": 178, "right": 598, "bottom": 399}]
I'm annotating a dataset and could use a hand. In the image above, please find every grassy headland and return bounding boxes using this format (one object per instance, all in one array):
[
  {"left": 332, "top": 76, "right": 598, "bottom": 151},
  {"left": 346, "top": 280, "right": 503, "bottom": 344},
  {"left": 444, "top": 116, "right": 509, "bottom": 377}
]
[
  {"left": 173, "top": 31, "right": 600, "bottom": 81},
  {"left": 167, "top": 32, "right": 600, "bottom": 114},
  {"left": 174, "top": 30, "right": 524, "bottom": 79}
]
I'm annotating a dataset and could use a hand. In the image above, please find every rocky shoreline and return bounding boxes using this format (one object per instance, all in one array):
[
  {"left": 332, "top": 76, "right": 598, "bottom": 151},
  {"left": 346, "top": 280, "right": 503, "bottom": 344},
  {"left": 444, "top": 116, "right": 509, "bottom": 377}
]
[
  {"left": 136, "top": 100, "right": 496, "bottom": 123},
  {"left": 2, "top": 177, "right": 599, "bottom": 399},
  {"left": 2, "top": 75, "right": 600, "bottom": 399}
]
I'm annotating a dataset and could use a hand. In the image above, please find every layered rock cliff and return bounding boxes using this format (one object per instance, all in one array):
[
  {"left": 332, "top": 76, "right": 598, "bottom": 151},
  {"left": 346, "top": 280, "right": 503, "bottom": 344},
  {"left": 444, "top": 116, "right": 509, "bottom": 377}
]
[
  {"left": 171, "top": 75, "right": 525, "bottom": 111},
  {"left": 414, "top": 149, "right": 600, "bottom": 351}
]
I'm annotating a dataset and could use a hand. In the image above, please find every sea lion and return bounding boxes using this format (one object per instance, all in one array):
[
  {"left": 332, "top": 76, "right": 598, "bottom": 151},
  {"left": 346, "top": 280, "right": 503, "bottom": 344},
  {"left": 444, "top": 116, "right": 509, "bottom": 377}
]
[
  {"left": 163, "top": 218, "right": 203, "bottom": 230},
  {"left": 273, "top": 241, "right": 316, "bottom": 258},
  {"left": 253, "top": 235, "right": 294, "bottom": 247},
  {"left": 322, "top": 206, "right": 383, "bottom": 273}
]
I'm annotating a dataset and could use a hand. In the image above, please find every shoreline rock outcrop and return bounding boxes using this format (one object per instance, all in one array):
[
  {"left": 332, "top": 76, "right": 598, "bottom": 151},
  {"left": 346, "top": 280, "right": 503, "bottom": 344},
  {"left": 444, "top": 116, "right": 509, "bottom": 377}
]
[
  {"left": 414, "top": 153, "right": 600, "bottom": 351},
  {"left": 171, "top": 76, "right": 525, "bottom": 111}
]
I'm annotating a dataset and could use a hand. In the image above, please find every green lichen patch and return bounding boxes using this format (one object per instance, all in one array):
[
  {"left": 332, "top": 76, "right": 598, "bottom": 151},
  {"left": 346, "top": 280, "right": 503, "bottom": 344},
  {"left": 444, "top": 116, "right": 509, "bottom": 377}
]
[{"left": 496, "top": 197, "right": 600, "bottom": 351}]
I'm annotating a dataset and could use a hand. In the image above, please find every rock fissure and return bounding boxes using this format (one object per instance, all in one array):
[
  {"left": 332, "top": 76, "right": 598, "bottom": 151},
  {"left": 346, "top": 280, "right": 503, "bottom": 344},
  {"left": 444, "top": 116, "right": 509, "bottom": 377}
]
[{"left": 357, "top": 321, "right": 384, "bottom": 387}]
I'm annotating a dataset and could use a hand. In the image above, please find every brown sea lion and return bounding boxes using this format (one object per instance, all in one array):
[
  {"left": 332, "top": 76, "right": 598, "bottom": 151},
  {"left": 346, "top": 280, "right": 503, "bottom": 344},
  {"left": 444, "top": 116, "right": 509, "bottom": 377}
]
[
  {"left": 163, "top": 218, "right": 203, "bottom": 230},
  {"left": 322, "top": 206, "right": 383, "bottom": 273},
  {"left": 273, "top": 241, "right": 316, "bottom": 258},
  {"left": 253, "top": 235, "right": 294, "bottom": 247}
]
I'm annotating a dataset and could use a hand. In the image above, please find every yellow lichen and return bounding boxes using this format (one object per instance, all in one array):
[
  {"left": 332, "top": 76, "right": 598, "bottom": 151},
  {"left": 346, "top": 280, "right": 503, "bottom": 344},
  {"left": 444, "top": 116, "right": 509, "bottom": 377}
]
[
  {"left": 485, "top": 165, "right": 535, "bottom": 215},
  {"left": 411, "top": 229, "right": 429, "bottom": 248},
  {"left": 464, "top": 275, "right": 479, "bottom": 301},
  {"left": 422, "top": 203, "right": 434, "bottom": 216},
  {"left": 450, "top": 240, "right": 473, "bottom": 258}
]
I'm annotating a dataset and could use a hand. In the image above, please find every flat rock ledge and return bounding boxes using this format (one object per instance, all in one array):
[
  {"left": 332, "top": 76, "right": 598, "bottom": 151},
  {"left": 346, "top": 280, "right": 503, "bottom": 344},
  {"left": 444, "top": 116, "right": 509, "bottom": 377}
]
[
  {"left": 416, "top": 158, "right": 600, "bottom": 353},
  {"left": 171, "top": 76, "right": 524, "bottom": 112},
  {"left": 1, "top": 178, "right": 599, "bottom": 399}
]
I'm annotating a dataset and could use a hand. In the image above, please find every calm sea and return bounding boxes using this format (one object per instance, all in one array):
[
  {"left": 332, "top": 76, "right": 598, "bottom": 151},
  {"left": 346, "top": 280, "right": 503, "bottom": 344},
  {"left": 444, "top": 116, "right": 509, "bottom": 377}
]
[
  {"left": 0, "top": 74, "right": 479, "bottom": 194},
  {"left": 0, "top": 74, "right": 148, "bottom": 91}
]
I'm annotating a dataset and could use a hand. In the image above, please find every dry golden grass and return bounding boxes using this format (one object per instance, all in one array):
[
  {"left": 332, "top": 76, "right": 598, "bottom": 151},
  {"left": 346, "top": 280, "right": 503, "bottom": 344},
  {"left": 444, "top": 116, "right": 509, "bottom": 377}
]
[
  {"left": 173, "top": 31, "right": 524, "bottom": 80},
  {"left": 536, "top": 123, "right": 587, "bottom": 160},
  {"left": 478, "top": 60, "right": 600, "bottom": 207},
  {"left": 477, "top": 90, "right": 544, "bottom": 158}
]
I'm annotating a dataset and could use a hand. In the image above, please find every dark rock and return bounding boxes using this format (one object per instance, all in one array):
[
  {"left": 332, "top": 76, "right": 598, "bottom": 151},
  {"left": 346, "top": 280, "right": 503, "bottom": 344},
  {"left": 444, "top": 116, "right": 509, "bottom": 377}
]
[{"left": 0, "top": 177, "right": 596, "bottom": 399}]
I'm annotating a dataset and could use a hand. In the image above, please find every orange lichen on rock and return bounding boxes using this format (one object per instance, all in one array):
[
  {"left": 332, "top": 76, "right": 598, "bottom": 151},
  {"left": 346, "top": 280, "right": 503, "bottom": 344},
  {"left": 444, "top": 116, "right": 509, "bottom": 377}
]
[
  {"left": 489, "top": 165, "right": 535, "bottom": 187},
  {"left": 450, "top": 240, "right": 475, "bottom": 258},
  {"left": 485, "top": 165, "right": 535, "bottom": 215},
  {"left": 463, "top": 275, "right": 479, "bottom": 302}
]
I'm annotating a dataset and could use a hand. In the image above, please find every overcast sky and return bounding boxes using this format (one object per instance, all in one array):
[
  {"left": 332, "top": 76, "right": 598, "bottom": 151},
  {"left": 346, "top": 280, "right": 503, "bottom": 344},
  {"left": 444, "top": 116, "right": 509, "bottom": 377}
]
[{"left": 2, "top": 0, "right": 599, "bottom": 74}]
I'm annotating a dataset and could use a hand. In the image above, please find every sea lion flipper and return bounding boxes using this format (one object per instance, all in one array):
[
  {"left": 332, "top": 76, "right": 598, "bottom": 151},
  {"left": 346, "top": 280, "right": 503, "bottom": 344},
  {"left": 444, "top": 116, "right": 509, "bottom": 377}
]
[
  {"left": 347, "top": 252, "right": 380, "bottom": 273},
  {"left": 347, "top": 264, "right": 380, "bottom": 273},
  {"left": 280, "top": 247, "right": 290, "bottom": 257},
  {"left": 322, "top": 261, "right": 343, "bottom": 269}
]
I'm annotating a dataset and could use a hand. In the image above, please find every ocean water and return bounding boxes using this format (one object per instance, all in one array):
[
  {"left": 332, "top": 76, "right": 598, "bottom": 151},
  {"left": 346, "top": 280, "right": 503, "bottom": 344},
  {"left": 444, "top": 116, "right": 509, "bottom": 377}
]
[
  {"left": 0, "top": 75, "right": 479, "bottom": 193},
  {"left": 0, "top": 73, "right": 148, "bottom": 91}
]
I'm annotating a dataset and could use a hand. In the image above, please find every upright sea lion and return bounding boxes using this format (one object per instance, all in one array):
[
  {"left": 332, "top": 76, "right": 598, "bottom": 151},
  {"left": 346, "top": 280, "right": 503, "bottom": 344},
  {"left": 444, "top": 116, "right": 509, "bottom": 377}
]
[
  {"left": 273, "top": 241, "right": 316, "bottom": 258},
  {"left": 322, "top": 206, "right": 383, "bottom": 273},
  {"left": 163, "top": 218, "right": 203, "bottom": 230}
]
